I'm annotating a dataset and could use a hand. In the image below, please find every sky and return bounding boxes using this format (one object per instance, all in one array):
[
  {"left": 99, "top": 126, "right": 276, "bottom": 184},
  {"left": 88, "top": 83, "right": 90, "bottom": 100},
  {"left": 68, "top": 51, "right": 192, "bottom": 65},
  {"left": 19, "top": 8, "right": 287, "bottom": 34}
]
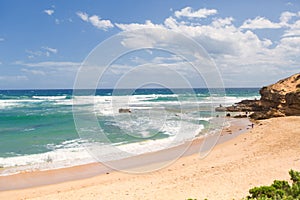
[{"left": 0, "top": 0, "right": 300, "bottom": 89}]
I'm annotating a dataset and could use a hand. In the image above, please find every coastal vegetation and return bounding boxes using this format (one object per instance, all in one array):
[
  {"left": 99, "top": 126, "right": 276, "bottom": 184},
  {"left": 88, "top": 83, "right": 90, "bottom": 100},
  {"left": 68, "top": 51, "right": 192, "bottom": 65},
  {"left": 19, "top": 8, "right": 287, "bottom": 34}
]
[
  {"left": 244, "top": 169, "right": 300, "bottom": 200},
  {"left": 187, "top": 170, "right": 300, "bottom": 200}
]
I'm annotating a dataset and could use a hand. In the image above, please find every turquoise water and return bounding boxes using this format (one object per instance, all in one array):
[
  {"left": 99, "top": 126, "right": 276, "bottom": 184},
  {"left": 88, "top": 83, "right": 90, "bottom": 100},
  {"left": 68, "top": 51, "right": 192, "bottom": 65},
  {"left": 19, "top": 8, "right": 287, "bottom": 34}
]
[{"left": 0, "top": 88, "right": 259, "bottom": 172}]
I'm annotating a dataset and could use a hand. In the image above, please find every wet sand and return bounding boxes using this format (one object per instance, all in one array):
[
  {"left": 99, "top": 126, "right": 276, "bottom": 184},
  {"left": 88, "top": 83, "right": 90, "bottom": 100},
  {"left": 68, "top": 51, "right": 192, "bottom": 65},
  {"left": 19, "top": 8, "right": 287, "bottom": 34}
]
[
  {"left": 0, "top": 117, "right": 250, "bottom": 191},
  {"left": 2, "top": 117, "right": 299, "bottom": 199}
]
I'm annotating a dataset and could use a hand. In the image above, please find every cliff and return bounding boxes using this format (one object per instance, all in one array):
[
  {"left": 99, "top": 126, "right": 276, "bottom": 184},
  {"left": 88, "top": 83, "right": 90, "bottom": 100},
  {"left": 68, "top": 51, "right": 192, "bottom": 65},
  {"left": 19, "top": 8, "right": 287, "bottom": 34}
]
[
  {"left": 258, "top": 73, "right": 300, "bottom": 116},
  {"left": 218, "top": 73, "right": 300, "bottom": 120}
]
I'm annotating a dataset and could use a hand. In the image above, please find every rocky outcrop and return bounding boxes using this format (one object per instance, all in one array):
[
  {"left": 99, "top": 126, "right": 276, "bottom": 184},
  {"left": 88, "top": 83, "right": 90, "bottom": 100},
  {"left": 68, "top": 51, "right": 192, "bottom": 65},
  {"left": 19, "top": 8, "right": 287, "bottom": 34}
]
[
  {"left": 226, "top": 99, "right": 264, "bottom": 112},
  {"left": 216, "top": 73, "right": 300, "bottom": 120},
  {"left": 256, "top": 73, "right": 300, "bottom": 118}
]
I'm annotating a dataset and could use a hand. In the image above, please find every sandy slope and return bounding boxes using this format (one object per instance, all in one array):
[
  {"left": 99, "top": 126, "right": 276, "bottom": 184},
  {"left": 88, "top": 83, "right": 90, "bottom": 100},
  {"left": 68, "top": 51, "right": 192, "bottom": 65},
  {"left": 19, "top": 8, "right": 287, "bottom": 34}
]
[{"left": 1, "top": 116, "right": 299, "bottom": 200}]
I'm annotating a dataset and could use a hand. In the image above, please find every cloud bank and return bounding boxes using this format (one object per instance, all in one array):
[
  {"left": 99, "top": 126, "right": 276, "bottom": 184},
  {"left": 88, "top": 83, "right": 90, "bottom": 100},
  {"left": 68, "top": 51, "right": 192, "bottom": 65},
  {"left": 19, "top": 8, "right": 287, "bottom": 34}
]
[{"left": 114, "top": 6, "right": 300, "bottom": 86}]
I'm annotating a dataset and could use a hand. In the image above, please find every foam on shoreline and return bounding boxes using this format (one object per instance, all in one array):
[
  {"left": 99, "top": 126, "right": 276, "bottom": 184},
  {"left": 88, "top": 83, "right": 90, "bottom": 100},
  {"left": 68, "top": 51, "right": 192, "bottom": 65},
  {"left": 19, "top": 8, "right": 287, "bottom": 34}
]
[
  {"left": 0, "top": 117, "right": 250, "bottom": 192},
  {"left": 0, "top": 123, "right": 205, "bottom": 176}
]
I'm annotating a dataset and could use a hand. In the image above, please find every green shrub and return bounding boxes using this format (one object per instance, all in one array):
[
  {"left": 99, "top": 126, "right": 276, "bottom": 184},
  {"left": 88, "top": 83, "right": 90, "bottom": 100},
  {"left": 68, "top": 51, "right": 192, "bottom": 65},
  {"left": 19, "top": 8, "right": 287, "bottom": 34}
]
[
  {"left": 186, "top": 170, "right": 300, "bottom": 200},
  {"left": 245, "top": 169, "right": 300, "bottom": 200},
  {"left": 290, "top": 170, "right": 300, "bottom": 183}
]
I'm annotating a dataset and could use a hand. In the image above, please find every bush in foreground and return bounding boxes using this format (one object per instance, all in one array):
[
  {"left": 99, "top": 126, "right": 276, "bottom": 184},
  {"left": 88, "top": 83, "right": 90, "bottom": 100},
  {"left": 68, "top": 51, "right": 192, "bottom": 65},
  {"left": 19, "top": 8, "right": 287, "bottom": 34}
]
[
  {"left": 245, "top": 169, "right": 300, "bottom": 200},
  {"left": 186, "top": 170, "right": 300, "bottom": 200}
]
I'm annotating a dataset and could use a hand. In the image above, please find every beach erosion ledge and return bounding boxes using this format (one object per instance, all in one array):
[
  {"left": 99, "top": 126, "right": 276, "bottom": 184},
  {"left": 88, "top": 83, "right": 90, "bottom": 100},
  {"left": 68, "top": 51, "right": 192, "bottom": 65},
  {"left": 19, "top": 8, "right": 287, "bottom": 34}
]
[{"left": 216, "top": 73, "right": 300, "bottom": 120}]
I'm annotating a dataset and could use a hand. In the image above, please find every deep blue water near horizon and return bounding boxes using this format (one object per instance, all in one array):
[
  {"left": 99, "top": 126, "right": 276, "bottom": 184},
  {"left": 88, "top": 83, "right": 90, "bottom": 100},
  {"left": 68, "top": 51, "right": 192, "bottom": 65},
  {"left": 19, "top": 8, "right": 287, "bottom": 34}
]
[
  {"left": 0, "top": 88, "right": 260, "bottom": 96},
  {"left": 0, "top": 88, "right": 259, "bottom": 171}
]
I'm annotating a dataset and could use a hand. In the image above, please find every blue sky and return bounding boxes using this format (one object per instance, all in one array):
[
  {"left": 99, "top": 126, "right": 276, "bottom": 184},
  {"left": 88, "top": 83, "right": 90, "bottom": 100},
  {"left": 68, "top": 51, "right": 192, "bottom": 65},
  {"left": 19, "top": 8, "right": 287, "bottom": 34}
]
[{"left": 0, "top": 0, "right": 300, "bottom": 89}]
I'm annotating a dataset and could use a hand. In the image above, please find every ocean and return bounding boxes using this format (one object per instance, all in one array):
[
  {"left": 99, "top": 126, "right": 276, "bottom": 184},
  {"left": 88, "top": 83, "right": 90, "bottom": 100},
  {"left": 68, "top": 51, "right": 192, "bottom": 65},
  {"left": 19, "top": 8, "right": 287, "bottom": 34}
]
[{"left": 0, "top": 88, "right": 259, "bottom": 175}]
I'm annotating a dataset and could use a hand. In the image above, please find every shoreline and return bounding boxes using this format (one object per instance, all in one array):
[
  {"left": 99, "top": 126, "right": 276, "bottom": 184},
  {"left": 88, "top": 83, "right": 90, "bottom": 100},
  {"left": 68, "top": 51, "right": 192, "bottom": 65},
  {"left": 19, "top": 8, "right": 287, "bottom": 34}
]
[
  {"left": 0, "top": 117, "right": 251, "bottom": 191},
  {"left": 1, "top": 116, "right": 299, "bottom": 199}
]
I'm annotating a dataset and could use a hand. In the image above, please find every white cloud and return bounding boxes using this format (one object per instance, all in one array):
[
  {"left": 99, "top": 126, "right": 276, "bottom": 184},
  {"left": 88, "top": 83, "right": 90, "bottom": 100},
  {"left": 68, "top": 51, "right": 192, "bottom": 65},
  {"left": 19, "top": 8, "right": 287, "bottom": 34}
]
[
  {"left": 0, "top": 75, "right": 28, "bottom": 81},
  {"left": 21, "top": 68, "right": 46, "bottom": 76},
  {"left": 77, "top": 11, "right": 114, "bottom": 30},
  {"left": 240, "top": 16, "right": 282, "bottom": 29},
  {"left": 44, "top": 9, "right": 54, "bottom": 16},
  {"left": 275, "top": 37, "right": 300, "bottom": 56},
  {"left": 77, "top": 11, "right": 89, "bottom": 22},
  {"left": 114, "top": 26, "right": 179, "bottom": 49},
  {"left": 116, "top": 20, "right": 163, "bottom": 31},
  {"left": 164, "top": 17, "right": 178, "bottom": 29},
  {"left": 8, "top": 60, "right": 80, "bottom": 88},
  {"left": 15, "top": 61, "right": 80, "bottom": 68},
  {"left": 15, "top": 61, "right": 81, "bottom": 78},
  {"left": 26, "top": 50, "right": 45, "bottom": 58},
  {"left": 151, "top": 55, "right": 182, "bottom": 64},
  {"left": 26, "top": 46, "right": 58, "bottom": 58},
  {"left": 108, "top": 8, "right": 300, "bottom": 87},
  {"left": 89, "top": 15, "right": 114, "bottom": 30},
  {"left": 115, "top": 21, "right": 167, "bottom": 48},
  {"left": 42, "top": 46, "right": 58, "bottom": 54},
  {"left": 282, "top": 19, "right": 300, "bottom": 37},
  {"left": 174, "top": 7, "right": 217, "bottom": 19},
  {"left": 20, "top": 7, "right": 298, "bottom": 88},
  {"left": 102, "top": 60, "right": 203, "bottom": 88},
  {"left": 211, "top": 17, "right": 234, "bottom": 28},
  {"left": 280, "top": 11, "right": 297, "bottom": 24}
]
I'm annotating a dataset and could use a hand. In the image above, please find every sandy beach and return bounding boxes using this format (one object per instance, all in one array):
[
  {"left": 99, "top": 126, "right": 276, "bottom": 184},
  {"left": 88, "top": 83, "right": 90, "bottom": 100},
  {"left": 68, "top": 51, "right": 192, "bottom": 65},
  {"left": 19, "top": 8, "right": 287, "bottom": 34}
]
[
  {"left": 1, "top": 0, "right": 300, "bottom": 199},
  {"left": 0, "top": 116, "right": 299, "bottom": 200}
]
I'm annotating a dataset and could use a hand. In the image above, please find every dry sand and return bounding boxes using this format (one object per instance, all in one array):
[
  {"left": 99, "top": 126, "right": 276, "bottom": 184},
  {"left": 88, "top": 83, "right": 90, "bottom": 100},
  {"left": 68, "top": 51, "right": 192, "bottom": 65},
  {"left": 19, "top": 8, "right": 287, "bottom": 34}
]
[{"left": 0, "top": 116, "right": 299, "bottom": 200}]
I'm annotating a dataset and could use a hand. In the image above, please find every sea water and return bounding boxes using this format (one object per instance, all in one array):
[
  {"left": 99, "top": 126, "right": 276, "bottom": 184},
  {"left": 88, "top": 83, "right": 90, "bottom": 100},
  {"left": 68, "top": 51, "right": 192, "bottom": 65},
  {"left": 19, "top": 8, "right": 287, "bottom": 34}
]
[{"left": 0, "top": 88, "right": 259, "bottom": 175}]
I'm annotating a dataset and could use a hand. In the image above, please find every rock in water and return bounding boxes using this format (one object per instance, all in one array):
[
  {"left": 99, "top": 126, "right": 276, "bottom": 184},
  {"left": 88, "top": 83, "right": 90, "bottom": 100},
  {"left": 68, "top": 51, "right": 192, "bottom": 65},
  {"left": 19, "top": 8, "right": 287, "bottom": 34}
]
[{"left": 119, "top": 108, "right": 131, "bottom": 113}]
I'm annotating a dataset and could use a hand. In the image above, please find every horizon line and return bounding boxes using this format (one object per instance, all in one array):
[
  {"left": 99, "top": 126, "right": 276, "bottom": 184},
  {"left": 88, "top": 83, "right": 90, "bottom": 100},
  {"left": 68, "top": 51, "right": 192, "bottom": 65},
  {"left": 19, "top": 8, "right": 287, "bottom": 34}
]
[{"left": 0, "top": 87, "right": 261, "bottom": 91}]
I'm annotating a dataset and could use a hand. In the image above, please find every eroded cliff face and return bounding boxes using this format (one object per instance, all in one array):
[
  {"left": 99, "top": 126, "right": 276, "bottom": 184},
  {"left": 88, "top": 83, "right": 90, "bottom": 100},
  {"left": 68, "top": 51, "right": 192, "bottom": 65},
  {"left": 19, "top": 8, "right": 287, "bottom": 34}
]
[
  {"left": 258, "top": 73, "right": 300, "bottom": 117},
  {"left": 285, "top": 91, "right": 300, "bottom": 115},
  {"left": 221, "top": 73, "right": 300, "bottom": 120}
]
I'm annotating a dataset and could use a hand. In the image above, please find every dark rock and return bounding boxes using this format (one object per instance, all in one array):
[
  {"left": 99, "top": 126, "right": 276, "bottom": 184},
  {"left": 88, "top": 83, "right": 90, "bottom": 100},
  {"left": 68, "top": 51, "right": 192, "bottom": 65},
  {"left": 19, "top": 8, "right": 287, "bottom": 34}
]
[
  {"left": 233, "top": 114, "right": 248, "bottom": 118},
  {"left": 249, "top": 110, "right": 284, "bottom": 120},
  {"left": 284, "top": 91, "right": 300, "bottom": 115},
  {"left": 119, "top": 108, "right": 131, "bottom": 113},
  {"left": 215, "top": 106, "right": 227, "bottom": 112}
]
